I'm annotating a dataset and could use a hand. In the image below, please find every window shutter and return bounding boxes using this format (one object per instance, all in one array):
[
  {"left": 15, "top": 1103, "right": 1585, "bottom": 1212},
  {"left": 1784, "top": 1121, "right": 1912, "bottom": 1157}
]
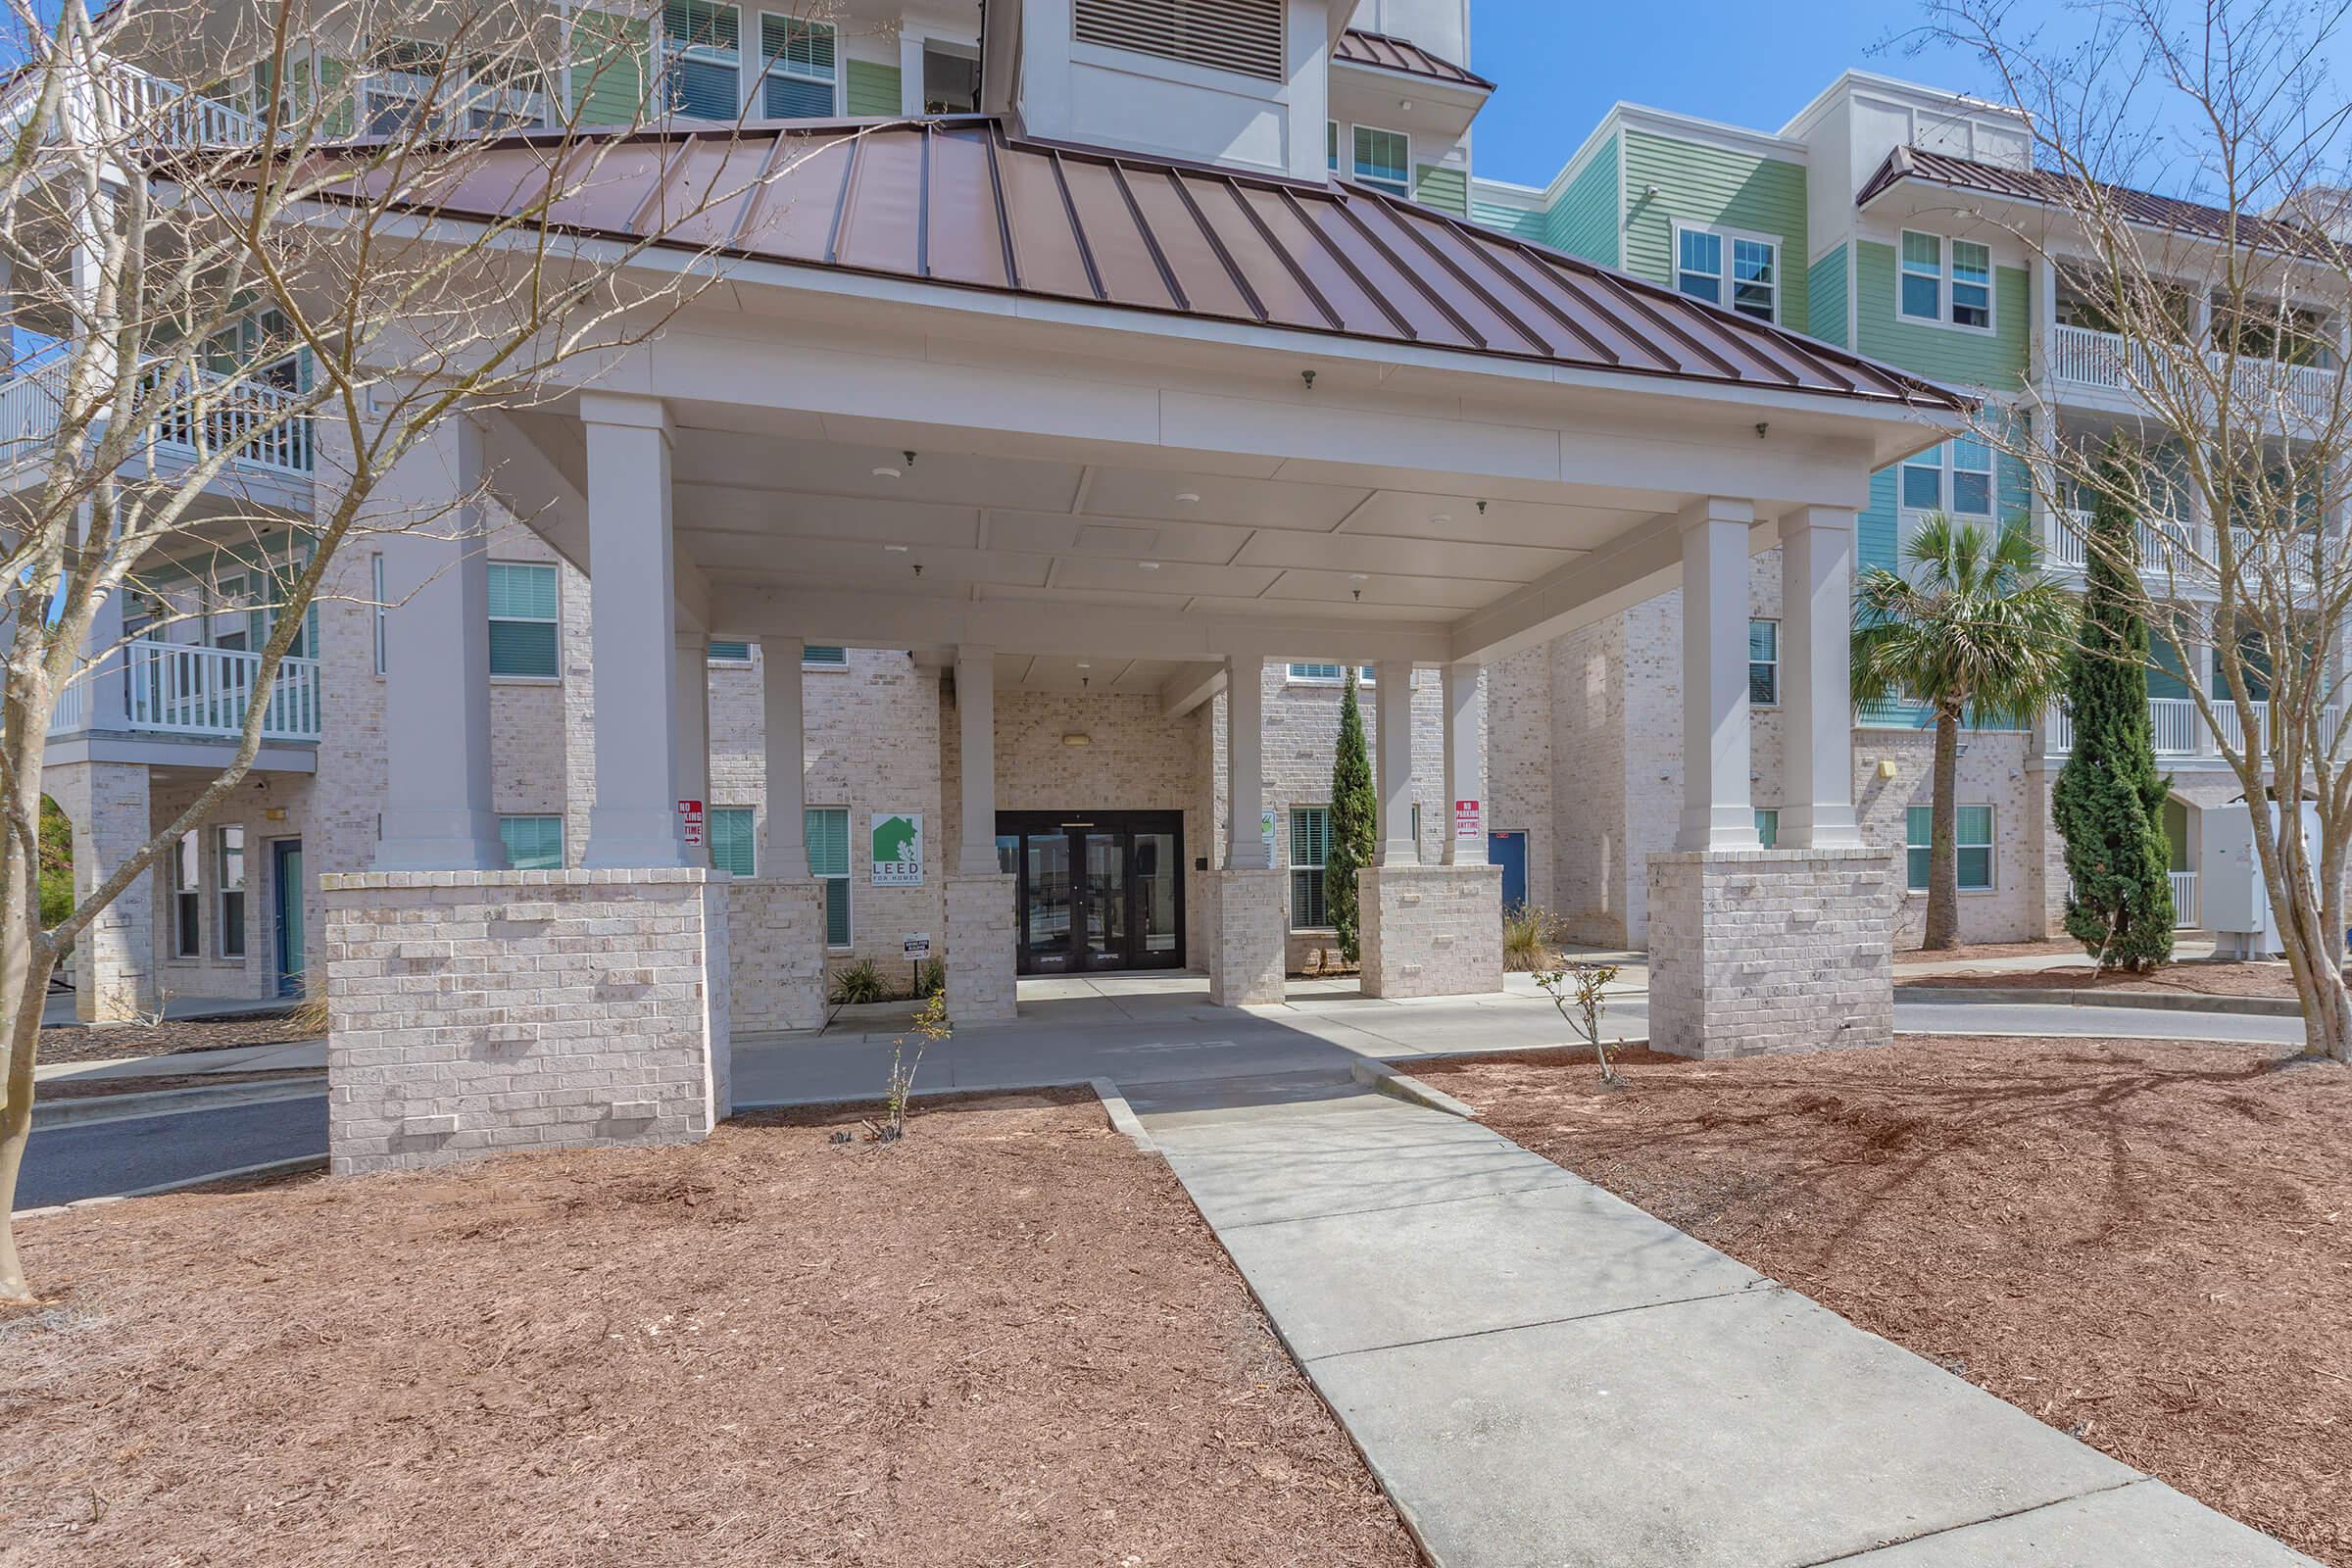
[
  {"left": 763, "top": 74, "right": 830, "bottom": 117},
  {"left": 709, "top": 808, "right": 757, "bottom": 877},
  {"left": 1073, "top": 0, "right": 1285, "bottom": 81}
]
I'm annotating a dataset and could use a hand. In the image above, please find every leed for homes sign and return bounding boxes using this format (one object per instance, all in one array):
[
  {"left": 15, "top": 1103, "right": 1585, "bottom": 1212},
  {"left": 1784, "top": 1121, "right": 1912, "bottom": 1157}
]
[{"left": 870, "top": 812, "right": 924, "bottom": 887}]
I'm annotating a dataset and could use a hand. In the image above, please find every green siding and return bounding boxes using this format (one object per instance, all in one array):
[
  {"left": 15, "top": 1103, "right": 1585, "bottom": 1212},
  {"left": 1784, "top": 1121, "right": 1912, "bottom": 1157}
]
[
  {"left": 1619, "top": 128, "right": 1806, "bottom": 332},
  {"left": 1472, "top": 198, "right": 1547, "bottom": 242},
  {"left": 1545, "top": 132, "right": 1618, "bottom": 267},
  {"left": 1413, "top": 164, "right": 1468, "bottom": 218},
  {"left": 1853, "top": 240, "right": 2030, "bottom": 389},
  {"left": 571, "top": 10, "right": 649, "bottom": 126},
  {"left": 846, "top": 59, "right": 901, "bottom": 116},
  {"left": 1806, "top": 245, "right": 1849, "bottom": 348}
]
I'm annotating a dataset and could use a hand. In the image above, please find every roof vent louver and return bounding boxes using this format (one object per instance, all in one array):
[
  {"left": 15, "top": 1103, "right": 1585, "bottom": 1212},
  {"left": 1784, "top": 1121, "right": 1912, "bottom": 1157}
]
[{"left": 1074, "top": 0, "right": 1287, "bottom": 82}]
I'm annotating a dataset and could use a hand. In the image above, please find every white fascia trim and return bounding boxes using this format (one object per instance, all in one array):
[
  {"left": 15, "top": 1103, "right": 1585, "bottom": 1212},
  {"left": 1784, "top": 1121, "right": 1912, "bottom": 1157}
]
[
  {"left": 1329, "top": 56, "right": 1490, "bottom": 107},
  {"left": 1778, "top": 68, "right": 2022, "bottom": 141}
]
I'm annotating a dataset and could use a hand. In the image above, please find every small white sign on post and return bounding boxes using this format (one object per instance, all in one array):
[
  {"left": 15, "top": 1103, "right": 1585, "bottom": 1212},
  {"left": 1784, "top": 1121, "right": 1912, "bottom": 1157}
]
[
  {"left": 903, "top": 933, "right": 932, "bottom": 958},
  {"left": 1261, "top": 808, "right": 1278, "bottom": 862}
]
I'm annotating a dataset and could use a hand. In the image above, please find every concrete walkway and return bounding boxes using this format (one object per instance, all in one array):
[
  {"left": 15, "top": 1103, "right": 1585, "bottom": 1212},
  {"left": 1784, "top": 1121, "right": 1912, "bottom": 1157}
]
[
  {"left": 1133, "top": 1073, "right": 2315, "bottom": 1567},
  {"left": 35, "top": 1037, "right": 325, "bottom": 1085},
  {"left": 40, "top": 990, "right": 299, "bottom": 1029}
]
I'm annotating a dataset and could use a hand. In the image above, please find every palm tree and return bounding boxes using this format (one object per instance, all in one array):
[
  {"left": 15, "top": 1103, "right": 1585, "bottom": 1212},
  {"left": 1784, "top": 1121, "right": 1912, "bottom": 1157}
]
[{"left": 1853, "top": 514, "right": 2077, "bottom": 950}]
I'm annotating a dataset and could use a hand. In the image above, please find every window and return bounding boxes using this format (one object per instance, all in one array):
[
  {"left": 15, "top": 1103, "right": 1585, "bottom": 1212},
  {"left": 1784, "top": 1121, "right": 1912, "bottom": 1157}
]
[
  {"left": 756, "top": 12, "right": 836, "bottom": 118},
  {"left": 1906, "top": 805, "right": 1993, "bottom": 892},
  {"left": 370, "top": 552, "right": 386, "bottom": 674},
  {"left": 1675, "top": 225, "right": 1778, "bottom": 322},
  {"left": 808, "top": 807, "right": 851, "bottom": 946},
  {"left": 920, "top": 41, "right": 979, "bottom": 113},
  {"left": 1290, "top": 807, "right": 1329, "bottom": 928},
  {"left": 804, "top": 645, "right": 848, "bottom": 667},
  {"left": 1287, "top": 662, "right": 1376, "bottom": 684},
  {"left": 1754, "top": 808, "right": 1780, "bottom": 848},
  {"left": 662, "top": 0, "right": 742, "bottom": 120},
  {"left": 1899, "top": 230, "right": 1994, "bottom": 331},
  {"left": 360, "top": 39, "right": 443, "bottom": 135},
  {"left": 1072, "top": 0, "right": 1287, "bottom": 82},
  {"left": 1326, "top": 119, "right": 1339, "bottom": 172},
  {"left": 216, "top": 826, "right": 246, "bottom": 959},
  {"left": 171, "top": 834, "right": 200, "bottom": 958},
  {"left": 500, "top": 814, "right": 564, "bottom": 870},
  {"left": 1351, "top": 126, "right": 1410, "bottom": 198},
  {"left": 710, "top": 808, "right": 757, "bottom": 877},
  {"left": 1899, "top": 440, "right": 1994, "bottom": 518},
  {"left": 487, "top": 563, "right": 559, "bottom": 677},
  {"left": 1748, "top": 619, "right": 1779, "bottom": 706},
  {"left": 708, "top": 640, "right": 753, "bottom": 663}
]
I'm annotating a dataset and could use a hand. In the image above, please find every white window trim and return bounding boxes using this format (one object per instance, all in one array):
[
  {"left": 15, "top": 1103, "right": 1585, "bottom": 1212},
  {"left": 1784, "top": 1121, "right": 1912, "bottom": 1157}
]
[
  {"left": 803, "top": 646, "right": 850, "bottom": 671},
  {"left": 1285, "top": 662, "right": 1377, "bottom": 686},
  {"left": 215, "top": 825, "right": 247, "bottom": 961},
  {"left": 369, "top": 551, "right": 387, "bottom": 676},
  {"left": 1905, "top": 804, "right": 1998, "bottom": 895},
  {"left": 1348, "top": 123, "right": 1412, "bottom": 198},
  {"left": 486, "top": 560, "right": 561, "bottom": 684},
  {"left": 1748, "top": 618, "right": 1780, "bottom": 708},
  {"left": 1671, "top": 220, "right": 1781, "bottom": 325},
  {"left": 1288, "top": 804, "right": 1331, "bottom": 932},
  {"left": 808, "top": 805, "right": 853, "bottom": 948},
  {"left": 1896, "top": 440, "right": 1996, "bottom": 553},
  {"left": 755, "top": 9, "right": 843, "bottom": 116},
  {"left": 1896, "top": 228, "right": 1997, "bottom": 335}
]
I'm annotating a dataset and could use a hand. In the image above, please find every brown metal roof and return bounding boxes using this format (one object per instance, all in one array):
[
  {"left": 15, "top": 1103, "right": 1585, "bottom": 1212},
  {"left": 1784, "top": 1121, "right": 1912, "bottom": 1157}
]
[
  {"left": 1333, "top": 28, "right": 1494, "bottom": 91},
  {"left": 1857, "top": 144, "right": 2329, "bottom": 255},
  {"left": 323, "top": 119, "right": 1970, "bottom": 412}
]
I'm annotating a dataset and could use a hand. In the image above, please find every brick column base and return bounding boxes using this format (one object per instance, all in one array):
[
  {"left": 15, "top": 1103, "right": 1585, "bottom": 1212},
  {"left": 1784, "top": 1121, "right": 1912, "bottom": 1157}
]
[
  {"left": 944, "top": 873, "right": 1017, "bottom": 1024},
  {"left": 48, "top": 760, "right": 160, "bottom": 1023},
  {"left": 322, "top": 868, "right": 731, "bottom": 1175},
  {"left": 728, "top": 877, "right": 826, "bottom": 1033},
  {"left": 1646, "top": 847, "right": 1894, "bottom": 1058},
  {"left": 1360, "top": 862, "right": 1504, "bottom": 999},
  {"left": 1210, "top": 868, "right": 1287, "bottom": 1006}
]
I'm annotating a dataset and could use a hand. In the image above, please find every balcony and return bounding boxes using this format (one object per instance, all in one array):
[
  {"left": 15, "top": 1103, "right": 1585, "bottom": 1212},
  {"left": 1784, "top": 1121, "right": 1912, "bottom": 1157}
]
[
  {"left": 2045, "top": 696, "right": 2267, "bottom": 759},
  {"left": 2048, "top": 322, "right": 2338, "bottom": 423},
  {"left": 2041, "top": 509, "right": 2208, "bottom": 575},
  {"left": 1, "top": 59, "right": 260, "bottom": 149},
  {"left": 52, "top": 640, "right": 323, "bottom": 744},
  {"left": 0, "top": 361, "right": 313, "bottom": 478}
]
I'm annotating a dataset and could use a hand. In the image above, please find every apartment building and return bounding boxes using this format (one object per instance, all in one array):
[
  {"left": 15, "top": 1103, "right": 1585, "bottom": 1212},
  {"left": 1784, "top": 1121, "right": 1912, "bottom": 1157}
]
[{"left": 1469, "top": 72, "right": 2339, "bottom": 946}]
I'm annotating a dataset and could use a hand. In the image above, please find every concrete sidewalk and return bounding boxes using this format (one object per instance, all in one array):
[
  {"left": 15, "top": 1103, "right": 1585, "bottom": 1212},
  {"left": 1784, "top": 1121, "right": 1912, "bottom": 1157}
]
[
  {"left": 1134, "top": 1074, "right": 2313, "bottom": 1568},
  {"left": 35, "top": 1037, "right": 325, "bottom": 1085}
]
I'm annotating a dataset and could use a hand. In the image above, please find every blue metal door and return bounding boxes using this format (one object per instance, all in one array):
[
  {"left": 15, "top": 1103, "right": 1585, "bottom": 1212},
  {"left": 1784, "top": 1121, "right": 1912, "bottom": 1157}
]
[{"left": 1489, "top": 830, "right": 1528, "bottom": 909}]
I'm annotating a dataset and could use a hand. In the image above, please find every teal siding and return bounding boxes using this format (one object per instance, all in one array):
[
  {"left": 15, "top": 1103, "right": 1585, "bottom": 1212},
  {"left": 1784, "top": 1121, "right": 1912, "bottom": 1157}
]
[
  {"left": 1620, "top": 128, "right": 1807, "bottom": 332},
  {"left": 1858, "top": 466, "right": 1900, "bottom": 575},
  {"left": 1853, "top": 240, "right": 2030, "bottom": 388},
  {"left": 1414, "top": 164, "right": 1468, "bottom": 218},
  {"left": 1806, "top": 245, "right": 1849, "bottom": 348},
  {"left": 1544, "top": 132, "right": 1619, "bottom": 267},
  {"left": 1472, "top": 198, "right": 1547, "bottom": 242}
]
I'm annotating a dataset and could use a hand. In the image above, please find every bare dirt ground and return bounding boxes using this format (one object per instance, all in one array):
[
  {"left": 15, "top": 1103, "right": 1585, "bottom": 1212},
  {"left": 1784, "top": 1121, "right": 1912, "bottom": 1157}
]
[
  {"left": 1897, "top": 960, "right": 2297, "bottom": 997},
  {"left": 0, "top": 1092, "right": 1417, "bottom": 1568},
  {"left": 36, "top": 1013, "right": 313, "bottom": 1066},
  {"left": 1413, "top": 1038, "right": 2352, "bottom": 1566},
  {"left": 28, "top": 1066, "right": 324, "bottom": 1102}
]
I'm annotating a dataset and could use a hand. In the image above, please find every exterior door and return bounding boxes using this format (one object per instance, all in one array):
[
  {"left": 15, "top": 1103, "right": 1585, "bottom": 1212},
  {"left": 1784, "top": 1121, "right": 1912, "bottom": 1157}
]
[
  {"left": 272, "top": 838, "right": 306, "bottom": 996},
  {"left": 1489, "top": 829, "right": 1528, "bottom": 910},
  {"left": 1002, "top": 811, "right": 1185, "bottom": 975}
]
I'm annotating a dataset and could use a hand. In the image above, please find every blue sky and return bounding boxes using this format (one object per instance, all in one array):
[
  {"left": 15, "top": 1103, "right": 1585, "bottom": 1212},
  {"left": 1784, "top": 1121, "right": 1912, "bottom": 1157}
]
[{"left": 1462, "top": 1, "right": 1999, "bottom": 188}]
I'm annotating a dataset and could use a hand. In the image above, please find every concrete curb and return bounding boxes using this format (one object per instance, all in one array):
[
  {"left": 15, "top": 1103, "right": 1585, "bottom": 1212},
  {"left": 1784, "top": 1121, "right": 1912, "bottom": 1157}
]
[
  {"left": 32, "top": 1078, "right": 326, "bottom": 1129},
  {"left": 13, "top": 1152, "right": 327, "bottom": 1219},
  {"left": 1899, "top": 985, "right": 2302, "bottom": 1018},
  {"left": 1089, "top": 1077, "right": 1156, "bottom": 1153},
  {"left": 1348, "top": 1057, "right": 1481, "bottom": 1119}
]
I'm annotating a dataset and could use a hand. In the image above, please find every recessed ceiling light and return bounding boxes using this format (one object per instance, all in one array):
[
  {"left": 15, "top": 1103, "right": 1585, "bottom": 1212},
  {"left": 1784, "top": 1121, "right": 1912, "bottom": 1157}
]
[
  {"left": 871, "top": 465, "right": 903, "bottom": 479},
  {"left": 1348, "top": 572, "right": 1369, "bottom": 582},
  {"left": 1077, "top": 661, "right": 1092, "bottom": 669},
  {"left": 1175, "top": 491, "right": 1201, "bottom": 504},
  {"left": 884, "top": 543, "right": 909, "bottom": 554},
  {"left": 1431, "top": 514, "right": 1452, "bottom": 525},
  {"left": 1139, "top": 561, "right": 1162, "bottom": 570}
]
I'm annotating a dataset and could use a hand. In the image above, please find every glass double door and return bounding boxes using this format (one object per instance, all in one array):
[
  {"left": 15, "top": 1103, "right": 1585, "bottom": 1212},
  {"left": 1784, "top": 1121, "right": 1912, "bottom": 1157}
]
[{"left": 998, "top": 811, "right": 1185, "bottom": 975}]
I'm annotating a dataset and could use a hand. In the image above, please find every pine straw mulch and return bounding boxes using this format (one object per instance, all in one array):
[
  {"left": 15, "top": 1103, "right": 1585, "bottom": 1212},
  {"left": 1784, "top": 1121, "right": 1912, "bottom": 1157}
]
[
  {"left": 1412, "top": 1038, "right": 2352, "bottom": 1566},
  {"left": 36, "top": 1013, "right": 315, "bottom": 1067},
  {"left": 1891, "top": 939, "right": 2085, "bottom": 964},
  {"left": 1896, "top": 960, "right": 2298, "bottom": 998},
  {"left": 28, "top": 1066, "right": 325, "bottom": 1103},
  {"left": 0, "top": 1091, "right": 1418, "bottom": 1568}
]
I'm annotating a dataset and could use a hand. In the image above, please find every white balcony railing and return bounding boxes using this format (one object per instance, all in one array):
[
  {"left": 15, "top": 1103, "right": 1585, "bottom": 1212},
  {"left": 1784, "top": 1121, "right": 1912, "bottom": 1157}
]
[
  {"left": 0, "top": 361, "right": 312, "bottom": 476},
  {"left": 2049, "top": 322, "right": 2339, "bottom": 422},
  {"left": 2043, "top": 509, "right": 2208, "bottom": 574},
  {"left": 95, "top": 62, "right": 263, "bottom": 146},
  {"left": 2045, "top": 697, "right": 2268, "bottom": 758},
  {"left": 2170, "top": 869, "right": 2199, "bottom": 929},
  {"left": 47, "top": 640, "right": 323, "bottom": 742}
]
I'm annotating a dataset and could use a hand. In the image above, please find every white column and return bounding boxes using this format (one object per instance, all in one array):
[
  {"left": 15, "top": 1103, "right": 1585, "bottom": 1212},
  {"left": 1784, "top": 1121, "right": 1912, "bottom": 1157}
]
[
  {"left": 673, "top": 629, "right": 710, "bottom": 868},
  {"left": 1678, "top": 498, "right": 1761, "bottom": 852},
  {"left": 1443, "top": 662, "right": 1486, "bottom": 865},
  {"left": 1782, "top": 507, "right": 1862, "bottom": 849},
  {"left": 375, "top": 416, "right": 503, "bottom": 870},
  {"left": 579, "top": 393, "right": 688, "bottom": 869},
  {"left": 761, "top": 637, "right": 808, "bottom": 880},
  {"left": 1225, "top": 654, "right": 1270, "bottom": 868},
  {"left": 1375, "top": 660, "right": 1418, "bottom": 865},
  {"left": 956, "top": 646, "right": 1000, "bottom": 874},
  {"left": 80, "top": 505, "right": 129, "bottom": 728}
]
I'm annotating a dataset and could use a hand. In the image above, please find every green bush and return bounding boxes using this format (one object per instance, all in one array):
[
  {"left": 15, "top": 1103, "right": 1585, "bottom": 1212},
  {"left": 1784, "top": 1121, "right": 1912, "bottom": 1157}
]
[
  {"left": 914, "top": 956, "right": 947, "bottom": 999},
  {"left": 1502, "top": 903, "right": 1558, "bottom": 972},
  {"left": 828, "top": 958, "right": 890, "bottom": 1006}
]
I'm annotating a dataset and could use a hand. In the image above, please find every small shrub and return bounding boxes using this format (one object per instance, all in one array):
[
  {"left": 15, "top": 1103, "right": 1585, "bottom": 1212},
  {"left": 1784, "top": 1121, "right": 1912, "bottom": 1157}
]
[
  {"left": 828, "top": 958, "right": 890, "bottom": 1006},
  {"left": 1502, "top": 903, "right": 1559, "bottom": 972},
  {"left": 915, "top": 956, "right": 947, "bottom": 999},
  {"left": 875, "top": 990, "right": 953, "bottom": 1143},
  {"left": 1534, "top": 962, "right": 1625, "bottom": 1088},
  {"left": 288, "top": 994, "right": 330, "bottom": 1036}
]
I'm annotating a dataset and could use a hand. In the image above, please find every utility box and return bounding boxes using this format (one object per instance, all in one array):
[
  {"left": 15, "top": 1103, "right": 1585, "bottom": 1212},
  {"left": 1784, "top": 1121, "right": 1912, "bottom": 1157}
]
[{"left": 2201, "top": 801, "right": 2321, "bottom": 959}]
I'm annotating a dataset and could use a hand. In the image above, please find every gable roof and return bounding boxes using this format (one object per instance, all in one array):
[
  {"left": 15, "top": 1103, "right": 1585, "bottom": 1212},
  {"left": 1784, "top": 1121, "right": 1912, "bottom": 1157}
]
[
  {"left": 318, "top": 118, "right": 1970, "bottom": 413},
  {"left": 1857, "top": 144, "right": 2328, "bottom": 255},
  {"left": 1333, "top": 28, "right": 1494, "bottom": 91}
]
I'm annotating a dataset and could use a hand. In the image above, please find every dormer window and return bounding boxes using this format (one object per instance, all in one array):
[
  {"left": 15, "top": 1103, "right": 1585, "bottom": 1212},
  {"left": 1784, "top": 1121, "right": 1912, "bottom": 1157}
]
[
  {"left": 1073, "top": 0, "right": 1286, "bottom": 82},
  {"left": 1674, "top": 223, "right": 1778, "bottom": 323},
  {"left": 1899, "top": 230, "right": 1994, "bottom": 332},
  {"left": 1350, "top": 126, "right": 1410, "bottom": 197}
]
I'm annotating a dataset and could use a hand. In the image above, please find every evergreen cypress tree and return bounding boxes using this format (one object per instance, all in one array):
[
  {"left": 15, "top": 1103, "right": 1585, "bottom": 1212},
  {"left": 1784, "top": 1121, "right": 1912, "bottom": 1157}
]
[
  {"left": 1327, "top": 668, "right": 1378, "bottom": 962},
  {"left": 2053, "top": 449, "right": 2177, "bottom": 970}
]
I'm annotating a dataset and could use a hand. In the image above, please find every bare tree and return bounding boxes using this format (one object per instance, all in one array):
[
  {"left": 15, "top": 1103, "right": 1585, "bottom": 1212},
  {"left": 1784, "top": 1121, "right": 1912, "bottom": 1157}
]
[
  {"left": 0, "top": 0, "right": 843, "bottom": 1300},
  {"left": 1918, "top": 0, "right": 2352, "bottom": 1059}
]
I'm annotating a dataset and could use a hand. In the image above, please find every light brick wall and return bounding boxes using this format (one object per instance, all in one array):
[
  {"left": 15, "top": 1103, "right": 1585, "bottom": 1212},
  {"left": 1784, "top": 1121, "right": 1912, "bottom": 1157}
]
[
  {"left": 1486, "top": 650, "right": 1552, "bottom": 909},
  {"left": 1209, "top": 869, "right": 1287, "bottom": 1004},
  {"left": 49, "top": 760, "right": 158, "bottom": 1021},
  {"left": 1359, "top": 863, "right": 1504, "bottom": 998},
  {"left": 322, "top": 867, "right": 729, "bottom": 1174},
  {"left": 1647, "top": 847, "right": 1896, "bottom": 1058},
  {"left": 944, "top": 872, "right": 1018, "bottom": 1021},
  {"left": 727, "top": 876, "right": 825, "bottom": 1033},
  {"left": 1546, "top": 614, "right": 1628, "bottom": 944},
  {"left": 1851, "top": 727, "right": 2037, "bottom": 947}
]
